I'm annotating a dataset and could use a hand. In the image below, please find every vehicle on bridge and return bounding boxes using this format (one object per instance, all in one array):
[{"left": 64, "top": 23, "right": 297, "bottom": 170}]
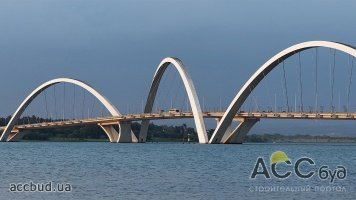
[{"left": 169, "top": 109, "right": 180, "bottom": 114}]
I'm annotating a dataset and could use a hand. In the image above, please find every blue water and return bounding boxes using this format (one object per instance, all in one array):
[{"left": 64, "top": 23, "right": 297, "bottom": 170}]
[{"left": 0, "top": 142, "right": 355, "bottom": 200}]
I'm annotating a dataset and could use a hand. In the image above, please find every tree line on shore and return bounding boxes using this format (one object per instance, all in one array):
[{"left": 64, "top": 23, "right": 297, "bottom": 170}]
[{"left": 0, "top": 115, "right": 201, "bottom": 141}]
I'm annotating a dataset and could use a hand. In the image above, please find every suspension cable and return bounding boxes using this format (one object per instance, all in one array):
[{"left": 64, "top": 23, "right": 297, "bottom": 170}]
[
  {"left": 262, "top": 71, "right": 273, "bottom": 112},
  {"left": 150, "top": 68, "right": 168, "bottom": 113},
  {"left": 53, "top": 85, "right": 57, "bottom": 120},
  {"left": 169, "top": 67, "right": 180, "bottom": 109},
  {"left": 63, "top": 83, "right": 66, "bottom": 121},
  {"left": 314, "top": 48, "right": 318, "bottom": 113},
  {"left": 180, "top": 90, "right": 187, "bottom": 112},
  {"left": 90, "top": 96, "right": 96, "bottom": 118},
  {"left": 253, "top": 96, "right": 259, "bottom": 112},
  {"left": 73, "top": 84, "right": 76, "bottom": 119},
  {"left": 172, "top": 71, "right": 182, "bottom": 110},
  {"left": 248, "top": 86, "right": 253, "bottom": 113},
  {"left": 330, "top": 49, "right": 336, "bottom": 112},
  {"left": 43, "top": 90, "right": 49, "bottom": 120},
  {"left": 186, "top": 94, "right": 190, "bottom": 112},
  {"left": 82, "top": 89, "right": 86, "bottom": 119},
  {"left": 281, "top": 61, "right": 289, "bottom": 112},
  {"left": 298, "top": 52, "right": 304, "bottom": 112},
  {"left": 159, "top": 66, "right": 173, "bottom": 111},
  {"left": 347, "top": 56, "right": 355, "bottom": 113}
]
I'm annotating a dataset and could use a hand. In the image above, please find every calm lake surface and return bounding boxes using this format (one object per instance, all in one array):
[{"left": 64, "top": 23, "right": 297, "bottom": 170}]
[{"left": 0, "top": 142, "right": 355, "bottom": 200}]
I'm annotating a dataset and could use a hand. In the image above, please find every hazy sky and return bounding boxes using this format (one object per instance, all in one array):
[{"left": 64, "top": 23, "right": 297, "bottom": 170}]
[{"left": 0, "top": 0, "right": 355, "bottom": 124}]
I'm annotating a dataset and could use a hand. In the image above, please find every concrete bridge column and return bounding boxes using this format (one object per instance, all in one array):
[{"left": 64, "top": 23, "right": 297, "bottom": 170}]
[
  {"left": 221, "top": 118, "right": 259, "bottom": 144},
  {"left": 118, "top": 122, "right": 138, "bottom": 143},
  {"left": 7, "top": 130, "right": 24, "bottom": 142},
  {"left": 99, "top": 124, "right": 120, "bottom": 143},
  {"left": 212, "top": 118, "right": 233, "bottom": 143},
  {"left": 99, "top": 122, "right": 138, "bottom": 143},
  {"left": 138, "top": 120, "right": 149, "bottom": 143}
]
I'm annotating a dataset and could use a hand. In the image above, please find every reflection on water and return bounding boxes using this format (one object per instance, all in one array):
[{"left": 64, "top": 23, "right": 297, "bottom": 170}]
[{"left": 0, "top": 142, "right": 355, "bottom": 200}]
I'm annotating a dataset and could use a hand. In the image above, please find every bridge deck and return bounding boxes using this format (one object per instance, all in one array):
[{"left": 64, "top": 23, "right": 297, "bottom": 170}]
[{"left": 1, "top": 111, "right": 356, "bottom": 132}]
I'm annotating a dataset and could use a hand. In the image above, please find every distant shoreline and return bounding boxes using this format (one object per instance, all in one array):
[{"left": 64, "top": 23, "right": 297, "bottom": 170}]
[
  {"left": 245, "top": 134, "right": 356, "bottom": 143},
  {"left": 17, "top": 134, "right": 356, "bottom": 143}
]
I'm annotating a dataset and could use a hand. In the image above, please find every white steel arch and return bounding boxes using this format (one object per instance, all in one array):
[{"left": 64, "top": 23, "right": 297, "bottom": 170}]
[
  {"left": 210, "top": 41, "right": 356, "bottom": 143},
  {"left": 139, "top": 57, "right": 208, "bottom": 143},
  {"left": 0, "top": 78, "right": 123, "bottom": 142}
]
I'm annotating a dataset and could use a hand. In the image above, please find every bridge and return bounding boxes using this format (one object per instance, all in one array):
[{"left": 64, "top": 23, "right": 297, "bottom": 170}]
[
  {"left": 0, "top": 40, "right": 355, "bottom": 144},
  {"left": 3, "top": 111, "right": 356, "bottom": 143}
]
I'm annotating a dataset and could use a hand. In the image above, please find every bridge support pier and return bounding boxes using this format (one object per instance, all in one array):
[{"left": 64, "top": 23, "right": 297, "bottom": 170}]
[
  {"left": 99, "top": 122, "right": 138, "bottom": 143},
  {"left": 118, "top": 122, "right": 138, "bottom": 143},
  {"left": 99, "top": 124, "right": 119, "bottom": 143},
  {"left": 211, "top": 118, "right": 234, "bottom": 144},
  {"left": 138, "top": 120, "right": 149, "bottom": 143},
  {"left": 7, "top": 131, "right": 24, "bottom": 142},
  {"left": 219, "top": 118, "right": 259, "bottom": 144}
]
